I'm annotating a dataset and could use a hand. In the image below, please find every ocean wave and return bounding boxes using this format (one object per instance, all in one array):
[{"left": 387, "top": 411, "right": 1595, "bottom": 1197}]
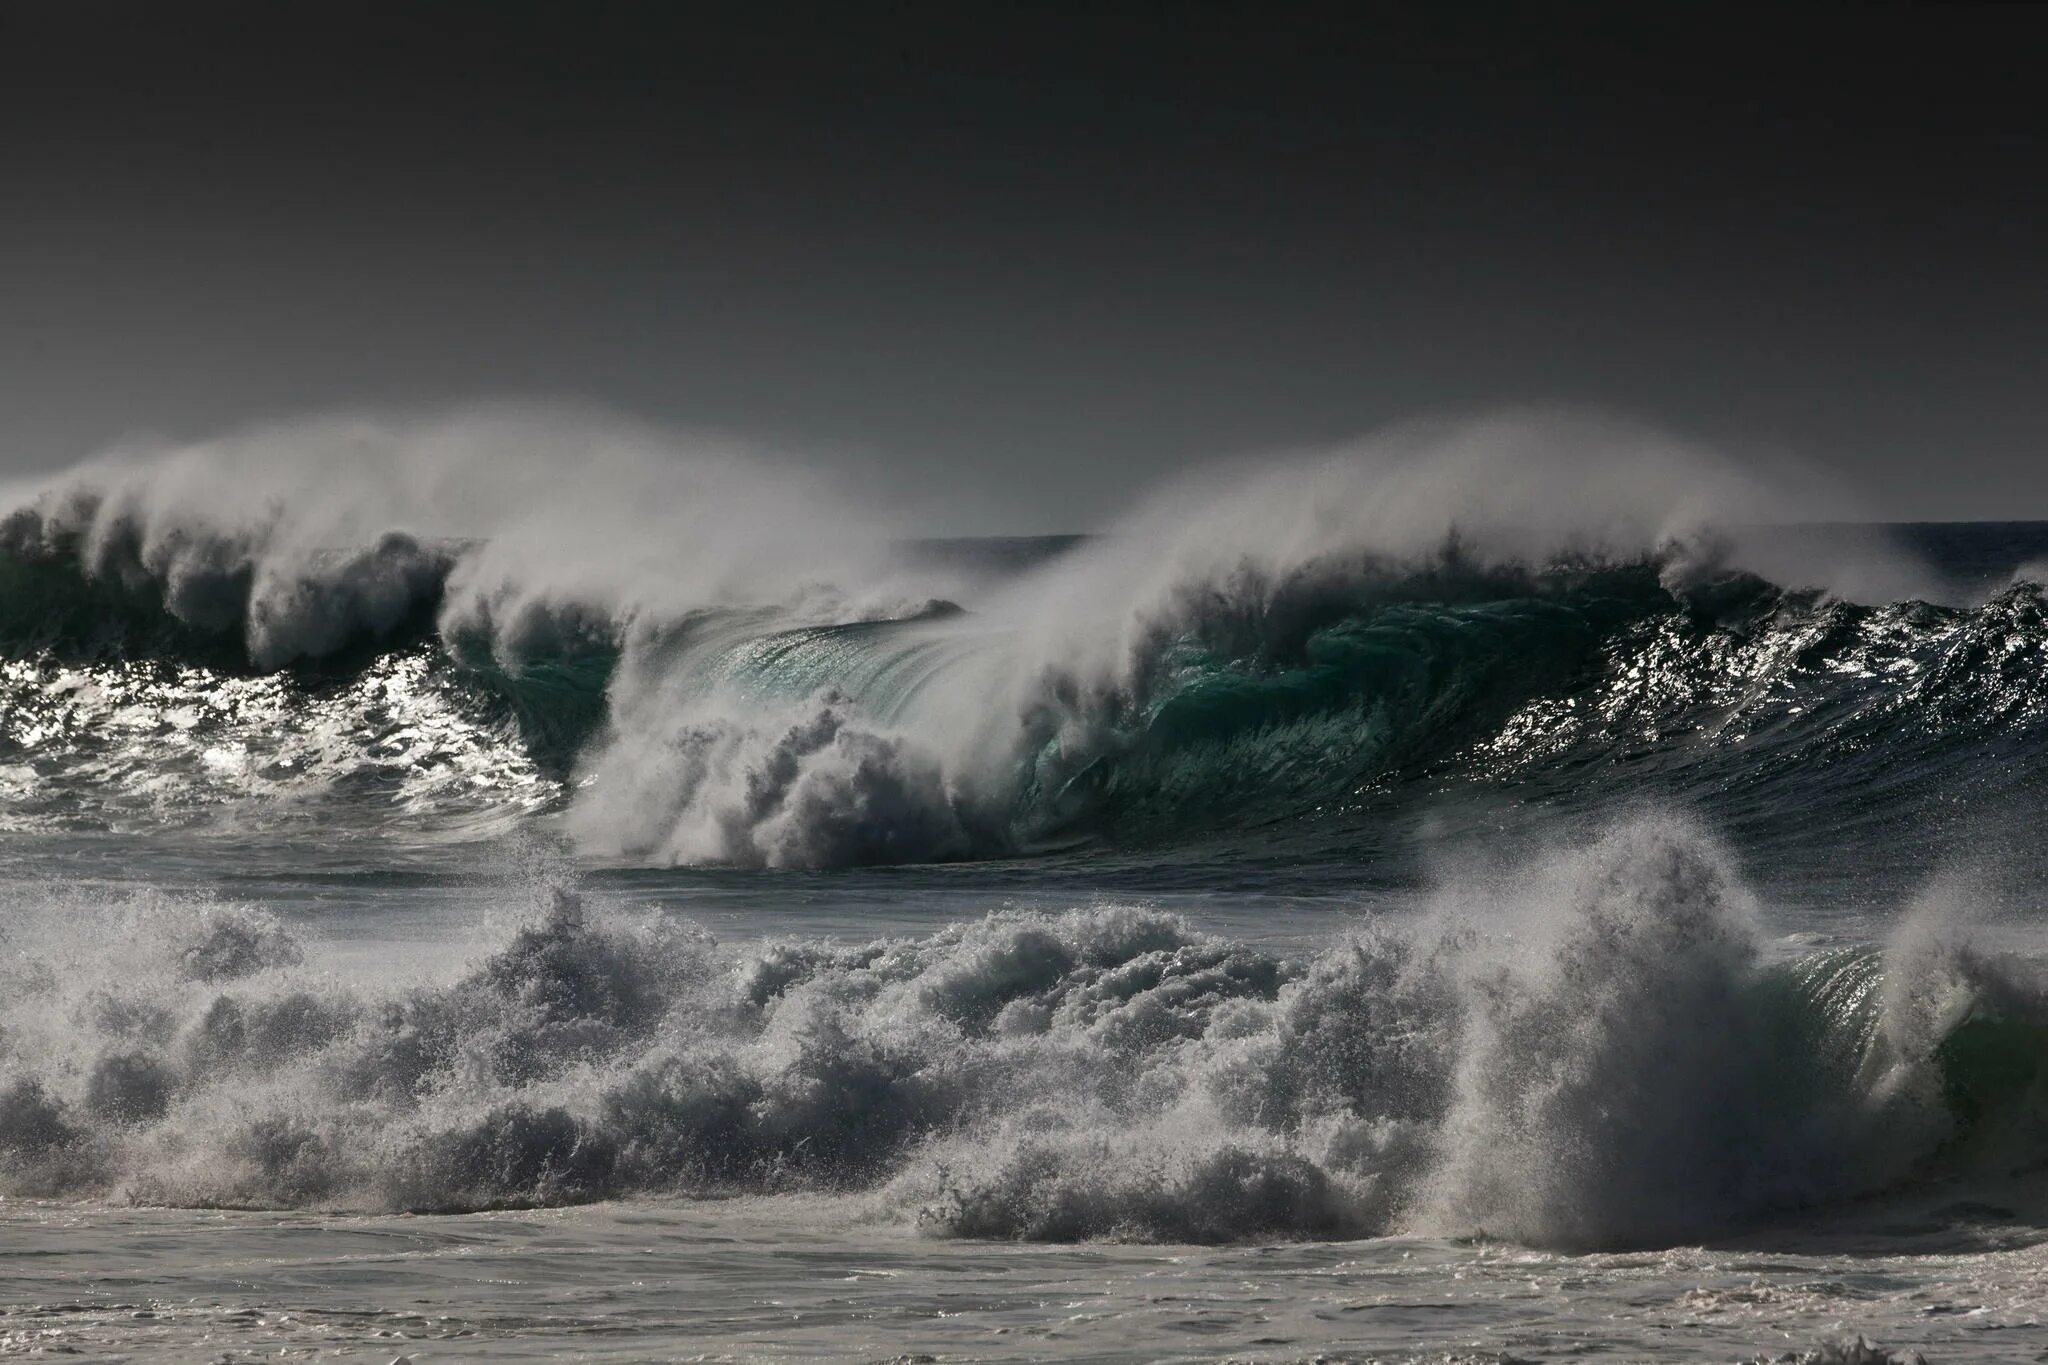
[
  {"left": 6, "top": 528, "right": 2045, "bottom": 860},
  {"left": 0, "top": 817, "right": 2042, "bottom": 1248},
  {"left": 3, "top": 408, "right": 2044, "bottom": 860}
]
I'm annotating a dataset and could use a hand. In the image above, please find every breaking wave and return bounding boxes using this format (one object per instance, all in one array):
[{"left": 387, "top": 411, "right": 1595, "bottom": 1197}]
[
  {"left": 2, "top": 405, "right": 2046, "bottom": 862},
  {"left": 0, "top": 816, "right": 2042, "bottom": 1249}
]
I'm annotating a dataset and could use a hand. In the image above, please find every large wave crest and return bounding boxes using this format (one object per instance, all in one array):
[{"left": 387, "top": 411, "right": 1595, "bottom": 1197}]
[{"left": 2, "top": 406, "right": 2040, "bottom": 862}]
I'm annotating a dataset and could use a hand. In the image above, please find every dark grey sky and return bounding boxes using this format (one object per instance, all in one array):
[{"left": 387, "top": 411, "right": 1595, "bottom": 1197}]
[{"left": 2, "top": 2, "right": 2044, "bottom": 529}]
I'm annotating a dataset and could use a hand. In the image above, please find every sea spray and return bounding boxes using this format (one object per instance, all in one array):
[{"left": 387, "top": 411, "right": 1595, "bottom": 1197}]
[
  {"left": 18, "top": 407, "right": 2048, "bottom": 864},
  {"left": 2, "top": 817, "right": 2043, "bottom": 1248}
]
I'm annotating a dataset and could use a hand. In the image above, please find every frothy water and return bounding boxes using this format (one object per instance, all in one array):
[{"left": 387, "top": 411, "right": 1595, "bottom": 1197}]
[
  {"left": 3, "top": 824, "right": 2045, "bottom": 1359},
  {"left": 4, "top": 818, "right": 2043, "bottom": 1239},
  {"left": 4, "top": 410, "right": 2047, "bottom": 1359}
]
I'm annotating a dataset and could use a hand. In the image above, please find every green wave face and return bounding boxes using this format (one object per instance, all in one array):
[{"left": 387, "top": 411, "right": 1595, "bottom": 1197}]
[
  {"left": 1938, "top": 1010, "right": 2048, "bottom": 1153},
  {"left": 6, "top": 527, "right": 2048, "bottom": 864},
  {"left": 1736, "top": 946, "right": 2048, "bottom": 1196}
]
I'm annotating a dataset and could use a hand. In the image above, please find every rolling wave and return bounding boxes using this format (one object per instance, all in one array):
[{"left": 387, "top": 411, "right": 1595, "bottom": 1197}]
[
  {"left": 2, "top": 407, "right": 2045, "bottom": 863},
  {"left": 4, "top": 520, "right": 2045, "bottom": 861}
]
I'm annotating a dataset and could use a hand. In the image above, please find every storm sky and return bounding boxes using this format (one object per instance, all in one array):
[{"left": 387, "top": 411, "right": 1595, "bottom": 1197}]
[{"left": 2, "top": 2, "right": 2043, "bottom": 530}]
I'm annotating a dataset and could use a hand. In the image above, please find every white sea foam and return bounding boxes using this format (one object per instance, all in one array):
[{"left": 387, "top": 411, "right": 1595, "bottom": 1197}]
[{"left": 1, "top": 815, "right": 2040, "bottom": 1249}]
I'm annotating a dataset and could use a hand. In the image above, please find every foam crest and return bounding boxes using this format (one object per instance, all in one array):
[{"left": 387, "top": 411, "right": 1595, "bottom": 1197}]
[
  {"left": 0, "top": 405, "right": 918, "bottom": 670},
  {"left": 566, "top": 689, "right": 980, "bottom": 869},
  {"left": 22, "top": 406, "right": 2044, "bottom": 868}
]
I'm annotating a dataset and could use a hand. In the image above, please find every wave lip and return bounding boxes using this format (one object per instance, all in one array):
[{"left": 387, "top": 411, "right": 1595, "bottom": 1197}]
[
  {"left": 6, "top": 410, "right": 2048, "bottom": 863},
  {"left": 16, "top": 545, "right": 2045, "bottom": 863}
]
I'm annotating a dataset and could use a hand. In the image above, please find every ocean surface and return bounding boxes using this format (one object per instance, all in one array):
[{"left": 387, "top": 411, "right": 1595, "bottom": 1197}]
[{"left": 3, "top": 420, "right": 2048, "bottom": 1361}]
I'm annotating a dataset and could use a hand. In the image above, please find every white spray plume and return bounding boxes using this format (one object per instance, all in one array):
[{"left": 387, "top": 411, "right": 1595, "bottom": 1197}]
[{"left": 0, "top": 402, "right": 1953, "bottom": 864}]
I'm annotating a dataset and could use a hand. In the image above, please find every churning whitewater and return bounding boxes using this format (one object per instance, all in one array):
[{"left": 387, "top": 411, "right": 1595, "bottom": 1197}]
[
  {"left": 4, "top": 817, "right": 2047, "bottom": 1252},
  {"left": 3, "top": 408, "right": 2048, "bottom": 1274}
]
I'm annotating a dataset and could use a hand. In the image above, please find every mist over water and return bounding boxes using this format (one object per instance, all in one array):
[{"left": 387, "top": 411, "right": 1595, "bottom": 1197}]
[{"left": 2, "top": 404, "right": 2025, "bottom": 864}]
